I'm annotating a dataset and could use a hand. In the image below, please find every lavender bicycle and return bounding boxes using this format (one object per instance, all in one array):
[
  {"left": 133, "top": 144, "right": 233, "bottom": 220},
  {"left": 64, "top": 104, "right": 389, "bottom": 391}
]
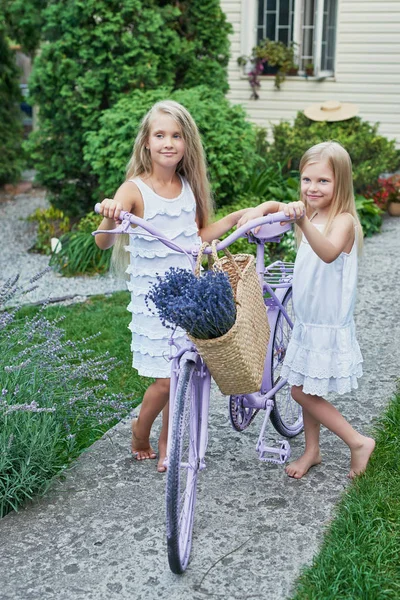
[{"left": 93, "top": 206, "right": 303, "bottom": 574}]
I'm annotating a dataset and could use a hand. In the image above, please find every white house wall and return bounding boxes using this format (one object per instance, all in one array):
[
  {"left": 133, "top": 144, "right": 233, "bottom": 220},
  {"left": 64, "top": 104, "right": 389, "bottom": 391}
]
[{"left": 221, "top": 0, "right": 400, "bottom": 147}]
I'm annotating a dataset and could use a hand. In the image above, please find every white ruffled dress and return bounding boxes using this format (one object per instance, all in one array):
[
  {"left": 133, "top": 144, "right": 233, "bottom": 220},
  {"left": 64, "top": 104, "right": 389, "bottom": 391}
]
[
  {"left": 125, "top": 176, "right": 201, "bottom": 378},
  {"left": 281, "top": 222, "right": 363, "bottom": 396}
]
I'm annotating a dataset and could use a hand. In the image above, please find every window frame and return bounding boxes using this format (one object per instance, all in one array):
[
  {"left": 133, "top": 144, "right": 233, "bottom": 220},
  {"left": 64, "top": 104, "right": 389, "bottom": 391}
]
[{"left": 241, "top": 0, "right": 338, "bottom": 79}]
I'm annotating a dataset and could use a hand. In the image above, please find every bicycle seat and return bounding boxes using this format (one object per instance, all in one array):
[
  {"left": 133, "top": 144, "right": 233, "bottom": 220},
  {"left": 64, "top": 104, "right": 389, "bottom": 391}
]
[{"left": 246, "top": 221, "right": 292, "bottom": 243}]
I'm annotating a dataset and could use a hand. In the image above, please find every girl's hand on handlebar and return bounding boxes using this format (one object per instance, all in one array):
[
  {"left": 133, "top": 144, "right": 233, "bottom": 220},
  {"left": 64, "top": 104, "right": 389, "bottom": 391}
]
[
  {"left": 283, "top": 201, "right": 305, "bottom": 221},
  {"left": 236, "top": 207, "right": 264, "bottom": 231},
  {"left": 98, "top": 198, "right": 124, "bottom": 222}
]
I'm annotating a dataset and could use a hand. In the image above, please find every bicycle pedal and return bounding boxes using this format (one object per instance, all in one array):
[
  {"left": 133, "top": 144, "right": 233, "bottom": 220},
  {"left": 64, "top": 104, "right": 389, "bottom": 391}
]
[{"left": 257, "top": 440, "right": 291, "bottom": 464}]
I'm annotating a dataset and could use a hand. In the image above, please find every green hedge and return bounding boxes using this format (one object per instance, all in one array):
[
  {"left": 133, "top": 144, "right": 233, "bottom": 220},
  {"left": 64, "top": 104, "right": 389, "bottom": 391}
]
[
  {"left": 267, "top": 112, "right": 400, "bottom": 193},
  {"left": 0, "top": 24, "right": 23, "bottom": 185},
  {"left": 84, "top": 86, "right": 260, "bottom": 207},
  {"left": 25, "top": 0, "right": 231, "bottom": 216}
]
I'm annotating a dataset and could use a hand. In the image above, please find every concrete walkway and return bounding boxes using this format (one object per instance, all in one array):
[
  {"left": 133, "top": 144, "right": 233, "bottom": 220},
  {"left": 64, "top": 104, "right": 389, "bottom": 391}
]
[{"left": 0, "top": 206, "right": 399, "bottom": 600}]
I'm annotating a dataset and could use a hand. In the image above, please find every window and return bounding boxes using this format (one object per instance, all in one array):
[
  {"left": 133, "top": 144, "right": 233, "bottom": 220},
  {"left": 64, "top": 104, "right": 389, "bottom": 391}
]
[{"left": 255, "top": 0, "right": 337, "bottom": 76}]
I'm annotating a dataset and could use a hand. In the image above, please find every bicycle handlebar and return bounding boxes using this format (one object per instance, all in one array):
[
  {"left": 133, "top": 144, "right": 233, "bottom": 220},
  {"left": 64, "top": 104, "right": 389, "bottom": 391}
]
[{"left": 93, "top": 203, "right": 295, "bottom": 255}]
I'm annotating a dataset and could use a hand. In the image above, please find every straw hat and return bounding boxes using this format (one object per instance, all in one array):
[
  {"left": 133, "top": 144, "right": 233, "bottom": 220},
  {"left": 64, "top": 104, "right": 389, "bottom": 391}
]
[{"left": 303, "top": 100, "right": 359, "bottom": 122}]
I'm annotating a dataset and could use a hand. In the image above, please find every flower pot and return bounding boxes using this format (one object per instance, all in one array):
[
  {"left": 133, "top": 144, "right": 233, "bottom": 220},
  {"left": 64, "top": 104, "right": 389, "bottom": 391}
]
[{"left": 388, "top": 201, "right": 400, "bottom": 216}]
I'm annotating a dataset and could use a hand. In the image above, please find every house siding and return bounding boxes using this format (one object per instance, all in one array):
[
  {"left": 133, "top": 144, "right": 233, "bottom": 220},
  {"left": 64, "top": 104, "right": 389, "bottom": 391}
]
[{"left": 221, "top": 0, "right": 400, "bottom": 146}]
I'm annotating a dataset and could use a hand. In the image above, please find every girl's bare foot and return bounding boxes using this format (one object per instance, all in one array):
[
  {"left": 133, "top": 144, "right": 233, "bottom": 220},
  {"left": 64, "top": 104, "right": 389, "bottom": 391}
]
[
  {"left": 131, "top": 419, "right": 156, "bottom": 461},
  {"left": 285, "top": 450, "right": 322, "bottom": 479},
  {"left": 157, "top": 436, "right": 167, "bottom": 473},
  {"left": 349, "top": 437, "right": 375, "bottom": 479}
]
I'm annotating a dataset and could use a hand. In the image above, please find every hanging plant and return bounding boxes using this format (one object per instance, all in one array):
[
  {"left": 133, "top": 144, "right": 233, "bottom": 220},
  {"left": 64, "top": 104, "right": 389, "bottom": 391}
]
[{"left": 238, "top": 39, "right": 298, "bottom": 98}]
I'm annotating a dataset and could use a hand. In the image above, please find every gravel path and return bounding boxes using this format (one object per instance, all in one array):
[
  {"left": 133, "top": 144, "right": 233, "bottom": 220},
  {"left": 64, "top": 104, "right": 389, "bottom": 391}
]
[
  {"left": 0, "top": 189, "right": 126, "bottom": 304},
  {"left": 0, "top": 191, "right": 399, "bottom": 600}
]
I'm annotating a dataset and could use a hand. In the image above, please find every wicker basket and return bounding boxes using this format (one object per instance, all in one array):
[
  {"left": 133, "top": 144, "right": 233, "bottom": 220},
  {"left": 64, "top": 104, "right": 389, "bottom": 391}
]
[{"left": 188, "top": 241, "right": 270, "bottom": 395}]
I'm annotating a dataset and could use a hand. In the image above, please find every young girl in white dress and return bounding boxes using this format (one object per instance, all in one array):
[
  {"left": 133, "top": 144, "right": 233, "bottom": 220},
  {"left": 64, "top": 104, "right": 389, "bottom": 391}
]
[
  {"left": 238, "top": 141, "right": 375, "bottom": 479},
  {"left": 95, "top": 100, "right": 248, "bottom": 472}
]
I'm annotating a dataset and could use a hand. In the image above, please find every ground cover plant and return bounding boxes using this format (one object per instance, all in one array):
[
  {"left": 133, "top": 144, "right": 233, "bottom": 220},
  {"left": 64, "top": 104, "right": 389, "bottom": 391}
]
[
  {"left": 0, "top": 277, "right": 147, "bottom": 517},
  {"left": 291, "top": 390, "right": 400, "bottom": 599},
  {"left": 49, "top": 212, "right": 112, "bottom": 276}
]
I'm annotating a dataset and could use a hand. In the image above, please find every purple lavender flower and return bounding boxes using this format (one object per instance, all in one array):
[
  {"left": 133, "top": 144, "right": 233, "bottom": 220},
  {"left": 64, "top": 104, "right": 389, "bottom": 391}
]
[{"left": 146, "top": 268, "right": 236, "bottom": 339}]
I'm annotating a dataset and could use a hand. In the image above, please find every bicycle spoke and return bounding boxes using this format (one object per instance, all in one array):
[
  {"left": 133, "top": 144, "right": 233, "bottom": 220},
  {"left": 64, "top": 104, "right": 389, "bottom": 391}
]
[{"left": 270, "top": 288, "right": 304, "bottom": 437}]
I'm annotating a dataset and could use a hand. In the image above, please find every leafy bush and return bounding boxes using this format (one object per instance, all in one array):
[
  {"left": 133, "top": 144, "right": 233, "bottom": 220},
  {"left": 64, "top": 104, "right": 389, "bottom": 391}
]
[
  {"left": 171, "top": 0, "right": 232, "bottom": 93},
  {"left": 267, "top": 112, "right": 400, "bottom": 193},
  {"left": 0, "top": 0, "right": 47, "bottom": 56},
  {"left": 355, "top": 195, "right": 383, "bottom": 238},
  {"left": 0, "top": 24, "right": 23, "bottom": 185},
  {"left": 49, "top": 212, "right": 112, "bottom": 276},
  {"left": 50, "top": 231, "right": 112, "bottom": 276},
  {"left": 25, "top": 0, "right": 231, "bottom": 216},
  {"left": 27, "top": 206, "right": 71, "bottom": 254},
  {"left": 0, "top": 273, "right": 134, "bottom": 516},
  {"left": 214, "top": 194, "right": 296, "bottom": 264},
  {"left": 246, "top": 163, "right": 299, "bottom": 203},
  {"left": 84, "top": 86, "right": 260, "bottom": 207}
]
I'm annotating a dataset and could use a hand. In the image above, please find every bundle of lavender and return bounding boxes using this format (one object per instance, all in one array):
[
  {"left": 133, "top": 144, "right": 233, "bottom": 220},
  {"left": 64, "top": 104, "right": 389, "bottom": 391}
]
[{"left": 145, "top": 267, "right": 236, "bottom": 339}]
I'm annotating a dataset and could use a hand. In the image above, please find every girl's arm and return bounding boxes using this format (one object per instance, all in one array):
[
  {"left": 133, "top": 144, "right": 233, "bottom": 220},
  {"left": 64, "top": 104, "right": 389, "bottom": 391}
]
[
  {"left": 237, "top": 200, "right": 285, "bottom": 227},
  {"left": 298, "top": 213, "right": 355, "bottom": 263},
  {"left": 237, "top": 200, "right": 305, "bottom": 232},
  {"left": 95, "top": 182, "right": 142, "bottom": 250},
  {"left": 198, "top": 208, "right": 249, "bottom": 243}
]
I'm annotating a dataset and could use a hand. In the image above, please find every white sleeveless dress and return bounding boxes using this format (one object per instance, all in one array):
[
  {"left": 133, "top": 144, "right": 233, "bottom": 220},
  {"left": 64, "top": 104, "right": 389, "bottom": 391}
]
[
  {"left": 280, "top": 222, "right": 363, "bottom": 396},
  {"left": 125, "top": 176, "right": 201, "bottom": 378}
]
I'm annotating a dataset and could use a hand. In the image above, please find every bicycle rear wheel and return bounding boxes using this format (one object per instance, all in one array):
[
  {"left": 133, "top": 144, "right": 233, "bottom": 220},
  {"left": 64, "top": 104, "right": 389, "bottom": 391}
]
[
  {"left": 270, "top": 288, "right": 304, "bottom": 437},
  {"left": 166, "top": 357, "right": 202, "bottom": 574}
]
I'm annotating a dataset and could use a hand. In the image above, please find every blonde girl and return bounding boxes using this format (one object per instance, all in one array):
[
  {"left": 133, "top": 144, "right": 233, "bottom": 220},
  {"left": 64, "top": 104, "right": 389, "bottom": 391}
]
[
  {"left": 238, "top": 141, "right": 375, "bottom": 479},
  {"left": 96, "top": 100, "right": 248, "bottom": 472}
]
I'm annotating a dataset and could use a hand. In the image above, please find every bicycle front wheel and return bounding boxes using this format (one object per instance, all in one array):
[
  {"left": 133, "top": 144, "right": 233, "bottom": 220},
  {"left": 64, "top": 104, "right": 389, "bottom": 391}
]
[
  {"left": 166, "top": 358, "right": 202, "bottom": 574},
  {"left": 270, "top": 288, "right": 304, "bottom": 437}
]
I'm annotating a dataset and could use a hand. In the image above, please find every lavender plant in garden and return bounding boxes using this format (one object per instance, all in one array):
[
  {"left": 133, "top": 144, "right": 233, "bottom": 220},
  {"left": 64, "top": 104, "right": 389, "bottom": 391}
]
[
  {"left": 145, "top": 267, "right": 236, "bottom": 339},
  {"left": 0, "top": 272, "right": 134, "bottom": 518}
]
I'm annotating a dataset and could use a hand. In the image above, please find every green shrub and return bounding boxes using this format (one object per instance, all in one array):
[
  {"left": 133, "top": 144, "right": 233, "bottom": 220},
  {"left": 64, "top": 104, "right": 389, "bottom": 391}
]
[
  {"left": 172, "top": 0, "right": 232, "bottom": 93},
  {"left": 246, "top": 163, "right": 299, "bottom": 202},
  {"left": 0, "top": 24, "right": 23, "bottom": 185},
  {"left": 268, "top": 112, "right": 400, "bottom": 193},
  {"left": 76, "top": 212, "right": 103, "bottom": 234},
  {"left": 27, "top": 206, "right": 71, "bottom": 254},
  {"left": 50, "top": 231, "right": 112, "bottom": 276},
  {"left": 26, "top": 0, "right": 231, "bottom": 216},
  {"left": 213, "top": 194, "right": 296, "bottom": 264},
  {"left": 84, "top": 86, "right": 259, "bottom": 207},
  {"left": 355, "top": 194, "right": 383, "bottom": 238},
  {"left": 0, "top": 0, "right": 47, "bottom": 56},
  {"left": 49, "top": 212, "right": 112, "bottom": 276}
]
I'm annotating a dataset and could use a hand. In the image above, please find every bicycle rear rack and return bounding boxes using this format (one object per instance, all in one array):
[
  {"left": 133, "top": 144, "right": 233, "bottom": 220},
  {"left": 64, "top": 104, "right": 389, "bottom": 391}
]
[
  {"left": 255, "top": 399, "right": 291, "bottom": 464},
  {"left": 264, "top": 261, "right": 294, "bottom": 287}
]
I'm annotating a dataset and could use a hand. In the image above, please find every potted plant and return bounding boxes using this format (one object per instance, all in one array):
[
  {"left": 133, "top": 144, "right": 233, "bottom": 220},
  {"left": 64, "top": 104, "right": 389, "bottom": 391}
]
[
  {"left": 238, "top": 39, "right": 298, "bottom": 97},
  {"left": 369, "top": 174, "right": 400, "bottom": 216},
  {"left": 304, "top": 63, "right": 314, "bottom": 77},
  {"left": 386, "top": 174, "right": 400, "bottom": 216}
]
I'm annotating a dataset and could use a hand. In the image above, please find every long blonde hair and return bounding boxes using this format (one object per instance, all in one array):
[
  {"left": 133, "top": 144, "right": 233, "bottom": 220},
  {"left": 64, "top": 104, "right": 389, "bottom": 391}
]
[
  {"left": 295, "top": 141, "right": 363, "bottom": 252},
  {"left": 112, "top": 100, "right": 213, "bottom": 273}
]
